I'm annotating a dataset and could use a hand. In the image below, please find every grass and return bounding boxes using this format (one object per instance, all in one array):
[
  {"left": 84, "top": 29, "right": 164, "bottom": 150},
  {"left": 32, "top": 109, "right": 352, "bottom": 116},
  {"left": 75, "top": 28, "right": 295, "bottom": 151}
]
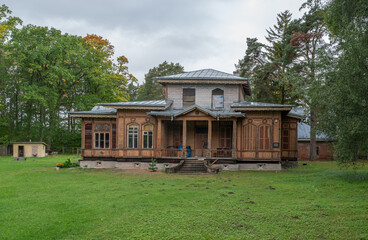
[{"left": 0, "top": 155, "right": 367, "bottom": 240}]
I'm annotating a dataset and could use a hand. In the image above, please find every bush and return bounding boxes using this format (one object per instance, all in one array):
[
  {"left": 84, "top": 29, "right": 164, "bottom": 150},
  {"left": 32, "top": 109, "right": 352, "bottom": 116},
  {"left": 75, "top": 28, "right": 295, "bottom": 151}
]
[{"left": 62, "top": 158, "right": 79, "bottom": 168}]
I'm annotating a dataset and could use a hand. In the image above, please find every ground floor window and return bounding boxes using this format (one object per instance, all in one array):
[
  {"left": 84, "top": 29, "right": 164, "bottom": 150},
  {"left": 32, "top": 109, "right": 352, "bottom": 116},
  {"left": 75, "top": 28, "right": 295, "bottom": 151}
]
[
  {"left": 259, "top": 125, "right": 270, "bottom": 150},
  {"left": 95, "top": 132, "right": 110, "bottom": 148},
  {"left": 128, "top": 124, "right": 138, "bottom": 149},
  {"left": 244, "top": 124, "right": 256, "bottom": 150},
  {"left": 143, "top": 124, "right": 153, "bottom": 149}
]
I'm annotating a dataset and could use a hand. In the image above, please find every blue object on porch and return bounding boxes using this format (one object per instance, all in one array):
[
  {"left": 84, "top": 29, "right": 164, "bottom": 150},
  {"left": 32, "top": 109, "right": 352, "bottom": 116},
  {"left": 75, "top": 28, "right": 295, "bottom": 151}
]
[
  {"left": 187, "top": 146, "right": 191, "bottom": 157},
  {"left": 178, "top": 145, "right": 183, "bottom": 150}
]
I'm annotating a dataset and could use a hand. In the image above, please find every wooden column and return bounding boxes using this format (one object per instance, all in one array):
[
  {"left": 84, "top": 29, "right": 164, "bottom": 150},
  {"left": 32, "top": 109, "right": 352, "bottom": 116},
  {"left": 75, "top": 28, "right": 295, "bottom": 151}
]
[
  {"left": 157, "top": 119, "right": 162, "bottom": 149},
  {"left": 232, "top": 119, "right": 237, "bottom": 158},
  {"left": 81, "top": 119, "right": 85, "bottom": 149},
  {"left": 208, "top": 120, "right": 212, "bottom": 156},
  {"left": 183, "top": 119, "right": 187, "bottom": 148}
]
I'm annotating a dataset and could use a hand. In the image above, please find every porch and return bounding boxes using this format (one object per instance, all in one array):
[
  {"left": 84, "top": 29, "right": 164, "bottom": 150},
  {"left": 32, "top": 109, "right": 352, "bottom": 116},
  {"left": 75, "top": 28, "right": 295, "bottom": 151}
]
[{"left": 157, "top": 119, "right": 237, "bottom": 159}]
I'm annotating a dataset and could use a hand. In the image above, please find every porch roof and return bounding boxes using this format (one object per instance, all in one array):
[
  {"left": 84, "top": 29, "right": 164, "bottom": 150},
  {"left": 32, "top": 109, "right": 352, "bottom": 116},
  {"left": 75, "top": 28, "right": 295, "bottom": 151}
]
[{"left": 148, "top": 105, "right": 245, "bottom": 119}]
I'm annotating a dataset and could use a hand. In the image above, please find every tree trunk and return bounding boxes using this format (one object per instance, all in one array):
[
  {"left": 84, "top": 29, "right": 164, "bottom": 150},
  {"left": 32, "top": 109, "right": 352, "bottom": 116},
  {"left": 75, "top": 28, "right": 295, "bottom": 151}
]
[{"left": 310, "top": 109, "right": 317, "bottom": 161}]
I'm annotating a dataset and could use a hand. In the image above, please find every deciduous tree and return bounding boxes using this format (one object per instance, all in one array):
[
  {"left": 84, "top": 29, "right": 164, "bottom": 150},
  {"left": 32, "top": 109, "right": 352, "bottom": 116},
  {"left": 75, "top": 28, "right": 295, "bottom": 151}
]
[{"left": 137, "top": 61, "right": 184, "bottom": 100}]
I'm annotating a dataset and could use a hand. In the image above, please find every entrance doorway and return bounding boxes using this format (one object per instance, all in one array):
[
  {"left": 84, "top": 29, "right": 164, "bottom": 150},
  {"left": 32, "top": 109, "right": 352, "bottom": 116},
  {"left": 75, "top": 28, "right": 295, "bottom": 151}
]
[
  {"left": 194, "top": 123, "right": 208, "bottom": 157},
  {"left": 18, "top": 146, "right": 24, "bottom": 157}
]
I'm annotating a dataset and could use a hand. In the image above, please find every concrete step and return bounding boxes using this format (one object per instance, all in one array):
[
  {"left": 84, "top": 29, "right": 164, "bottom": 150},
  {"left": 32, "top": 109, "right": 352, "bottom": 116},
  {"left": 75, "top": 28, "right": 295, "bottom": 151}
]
[
  {"left": 178, "top": 170, "right": 207, "bottom": 173},
  {"left": 180, "top": 167, "right": 207, "bottom": 171},
  {"left": 177, "top": 160, "right": 208, "bottom": 173},
  {"left": 182, "top": 163, "right": 205, "bottom": 167}
]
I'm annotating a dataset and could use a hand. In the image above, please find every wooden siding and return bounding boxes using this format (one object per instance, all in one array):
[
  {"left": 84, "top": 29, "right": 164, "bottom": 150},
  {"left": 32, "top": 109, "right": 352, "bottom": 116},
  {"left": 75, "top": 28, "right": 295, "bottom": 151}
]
[
  {"left": 81, "top": 110, "right": 293, "bottom": 162},
  {"left": 167, "top": 84, "right": 240, "bottom": 109},
  {"left": 281, "top": 115, "right": 298, "bottom": 159}
]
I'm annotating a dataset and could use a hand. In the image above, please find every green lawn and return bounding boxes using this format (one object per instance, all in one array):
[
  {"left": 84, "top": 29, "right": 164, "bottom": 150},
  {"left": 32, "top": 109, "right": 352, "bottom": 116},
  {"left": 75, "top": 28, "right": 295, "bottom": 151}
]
[{"left": 0, "top": 155, "right": 367, "bottom": 240}]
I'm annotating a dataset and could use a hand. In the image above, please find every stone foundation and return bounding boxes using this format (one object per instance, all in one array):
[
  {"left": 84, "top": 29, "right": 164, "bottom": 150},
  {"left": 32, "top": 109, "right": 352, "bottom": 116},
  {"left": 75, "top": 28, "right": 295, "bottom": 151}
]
[
  {"left": 79, "top": 160, "right": 179, "bottom": 170},
  {"left": 210, "top": 163, "right": 282, "bottom": 171},
  {"left": 80, "top": 160, "right": 282, "bottom": 171}
]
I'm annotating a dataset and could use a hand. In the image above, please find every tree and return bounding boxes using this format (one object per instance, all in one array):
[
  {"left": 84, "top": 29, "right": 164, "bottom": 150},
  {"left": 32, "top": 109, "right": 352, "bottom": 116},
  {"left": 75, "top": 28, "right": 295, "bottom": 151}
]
[
  {"left": 137, "top": 61, "right": 184, "bottom": 100},
  {"left": 315, "top": 0, "right": 368, "bottom": 164},
  {"left": 236, "top": 11, "right": 299, "bottom": 104},
  {"left": 289, "top": 0, "right": 328, "bottom": 161},
  {"left": 1, "top": 21, "right": 135, "bottom": 150},
  {"left": 0, "top": 4, "right": 22, "bottom": 144}
]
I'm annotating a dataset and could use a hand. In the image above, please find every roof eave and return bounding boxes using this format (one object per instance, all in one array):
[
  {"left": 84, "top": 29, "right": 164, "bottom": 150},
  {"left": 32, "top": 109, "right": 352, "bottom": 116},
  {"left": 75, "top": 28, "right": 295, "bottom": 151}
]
[
  {"left": 69, "top": 113, "right": 117, "bottom": 118},
  {"left": 231, "top": 107, "right": 292, "bottom": 111},
  {"left": 157, "top": 79, "right": 249, "bottom": 84}
]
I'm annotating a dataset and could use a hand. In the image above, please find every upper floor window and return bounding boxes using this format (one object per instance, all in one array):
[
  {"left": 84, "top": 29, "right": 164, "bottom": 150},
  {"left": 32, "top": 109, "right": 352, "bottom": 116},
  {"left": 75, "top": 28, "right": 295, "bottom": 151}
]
[
  {"left": 128, "top": 124, "right": 138, "bottom": 149},
  {"left": 212, "top": 88, "right": 224, "bottom": 108},
  {"left": 183, "top": 88, "right": 195, "bottom": 108},
  {"left": 143, "top": 124, "right": 153, "bottom": 149}
]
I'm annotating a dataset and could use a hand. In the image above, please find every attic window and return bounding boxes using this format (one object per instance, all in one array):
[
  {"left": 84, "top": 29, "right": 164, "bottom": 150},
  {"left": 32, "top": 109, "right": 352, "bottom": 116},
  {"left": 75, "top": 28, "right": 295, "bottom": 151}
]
[
  {"left": 183, "top": 88, "right": 195, "bottom": 108},
  {"left": 212, "top": 88, "right": 224, "bottom": 108}
]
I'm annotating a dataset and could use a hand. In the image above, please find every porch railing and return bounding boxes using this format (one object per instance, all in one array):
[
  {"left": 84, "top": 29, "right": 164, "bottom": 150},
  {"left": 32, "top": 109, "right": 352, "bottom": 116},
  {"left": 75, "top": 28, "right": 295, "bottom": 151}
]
[
  {"left": 159, "top": 148, "right": 236, "bottom": 158},
  {"left": 160, "top": 148, "right": 187, "bottom": 158},
  {"left": 211, "top": 148, "right": 234, "bottom": 158}
]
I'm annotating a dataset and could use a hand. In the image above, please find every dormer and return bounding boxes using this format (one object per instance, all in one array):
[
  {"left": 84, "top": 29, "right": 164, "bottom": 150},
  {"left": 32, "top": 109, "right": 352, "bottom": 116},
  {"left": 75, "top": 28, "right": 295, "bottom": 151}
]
[{"left": 154, "top": 69, "right": 251, "bottom": 110}]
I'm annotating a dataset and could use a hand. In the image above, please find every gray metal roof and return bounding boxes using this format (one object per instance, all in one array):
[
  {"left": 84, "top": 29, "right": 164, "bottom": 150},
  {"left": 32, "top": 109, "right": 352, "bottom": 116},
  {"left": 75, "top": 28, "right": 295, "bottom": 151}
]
[
  {"left": 231, "top": 101, "right": 293, "bottom": 108},
  {"left": 11, "top": 142, "right": 47, "bottom": 145},
  {"left": 148, "top": 105, "right": 245, "bottom": 119},
  {"left": 154, "top": 69, "right": 249, "bottom": 81},
  {"left": 287, "top": 107, "right": 305, "bottom": 119},
  {"left": 298, "top": 122, "right": 334, "bottom": 141},
  {"left": 99, "top": 100, "right": 172, "bottom": 108},
  {"left": 70, "top": 105, "right": 117, "bottom": 115}
]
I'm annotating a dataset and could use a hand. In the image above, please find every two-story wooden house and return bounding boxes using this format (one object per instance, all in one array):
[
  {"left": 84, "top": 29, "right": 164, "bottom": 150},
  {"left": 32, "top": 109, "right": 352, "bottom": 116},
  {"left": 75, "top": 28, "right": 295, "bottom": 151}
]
[{"left": 70, "top": 69, "right": 302, "bottom": 171}]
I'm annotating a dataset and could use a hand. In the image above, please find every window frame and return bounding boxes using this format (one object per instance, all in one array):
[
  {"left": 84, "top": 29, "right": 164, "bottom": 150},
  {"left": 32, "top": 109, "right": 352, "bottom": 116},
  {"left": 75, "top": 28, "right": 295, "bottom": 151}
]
[
  {"left": 259, "top": 125, "right": 271, "bottom": 150},
  {"left": 243, "top": 124, "right": 257, "bottom": 151},
  {"left": 142, "top": 124, "right": 153, "bottom": 149},
  {"left": 183, "top": 88, "right": 195, "bottom": 108},
  {"left": 94, "top": 132, "right": 110, "bottom": 149},
  {"left": 212, "top": 88, "right": 224, "bottom": 108},
  {"left": 127, "top": 124, "right": 139, "bottom": 149}
]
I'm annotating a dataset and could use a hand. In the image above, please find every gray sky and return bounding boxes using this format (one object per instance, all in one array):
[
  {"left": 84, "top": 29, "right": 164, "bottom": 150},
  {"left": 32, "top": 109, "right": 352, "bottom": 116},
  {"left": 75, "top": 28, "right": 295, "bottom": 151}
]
[{"left": 3, "top": 0, "right": 305, "bottom": 82}]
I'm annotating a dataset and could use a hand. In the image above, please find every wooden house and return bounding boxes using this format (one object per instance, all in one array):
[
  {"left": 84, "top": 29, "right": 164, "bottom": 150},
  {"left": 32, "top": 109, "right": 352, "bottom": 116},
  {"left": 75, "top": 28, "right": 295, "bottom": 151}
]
[{"left": 70, "top": 69, "right": 302, "bottom": 171}]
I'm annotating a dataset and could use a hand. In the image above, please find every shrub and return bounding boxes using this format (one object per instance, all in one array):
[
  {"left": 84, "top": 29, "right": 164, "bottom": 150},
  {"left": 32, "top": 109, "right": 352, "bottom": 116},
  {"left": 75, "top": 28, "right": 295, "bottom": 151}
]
[
  {"left": 63, "top": 158, "right": 80, "bottom": 168},
  {"left": 149, "top": 158, "right": 158, "bottom": 172}
]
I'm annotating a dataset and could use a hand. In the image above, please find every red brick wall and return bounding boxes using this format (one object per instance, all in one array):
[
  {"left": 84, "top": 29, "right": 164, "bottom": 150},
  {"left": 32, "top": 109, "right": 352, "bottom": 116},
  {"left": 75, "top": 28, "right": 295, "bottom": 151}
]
[{"left": 298, "top": 141, "right": 334, "bottom": 161}]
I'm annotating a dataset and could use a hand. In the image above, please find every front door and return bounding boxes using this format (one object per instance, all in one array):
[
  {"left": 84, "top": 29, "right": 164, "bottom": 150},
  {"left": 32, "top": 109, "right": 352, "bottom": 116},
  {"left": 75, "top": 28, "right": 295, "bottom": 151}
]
[
  {"left": 195, "top": 133, "right": 208, "bottom": 157},
  {"left": 18, "top": 146, "right": 24, "bottom": 157}
]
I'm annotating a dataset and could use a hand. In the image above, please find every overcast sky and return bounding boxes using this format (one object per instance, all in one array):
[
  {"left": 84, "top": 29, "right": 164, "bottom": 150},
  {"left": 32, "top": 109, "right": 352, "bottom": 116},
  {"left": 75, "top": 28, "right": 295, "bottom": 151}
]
[{"left": 3, "top": 0, "right": 305, "bottom": 83}]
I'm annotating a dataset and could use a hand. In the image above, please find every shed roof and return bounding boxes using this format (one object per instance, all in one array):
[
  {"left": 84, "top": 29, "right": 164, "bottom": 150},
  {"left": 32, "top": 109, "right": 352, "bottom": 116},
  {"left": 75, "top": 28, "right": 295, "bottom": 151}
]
[
  {"left": 12, "top": 142, "right": 47, "bottom": 146},
  {"left": 298, "top": 122, "right": 334, "bottom": 142}
]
